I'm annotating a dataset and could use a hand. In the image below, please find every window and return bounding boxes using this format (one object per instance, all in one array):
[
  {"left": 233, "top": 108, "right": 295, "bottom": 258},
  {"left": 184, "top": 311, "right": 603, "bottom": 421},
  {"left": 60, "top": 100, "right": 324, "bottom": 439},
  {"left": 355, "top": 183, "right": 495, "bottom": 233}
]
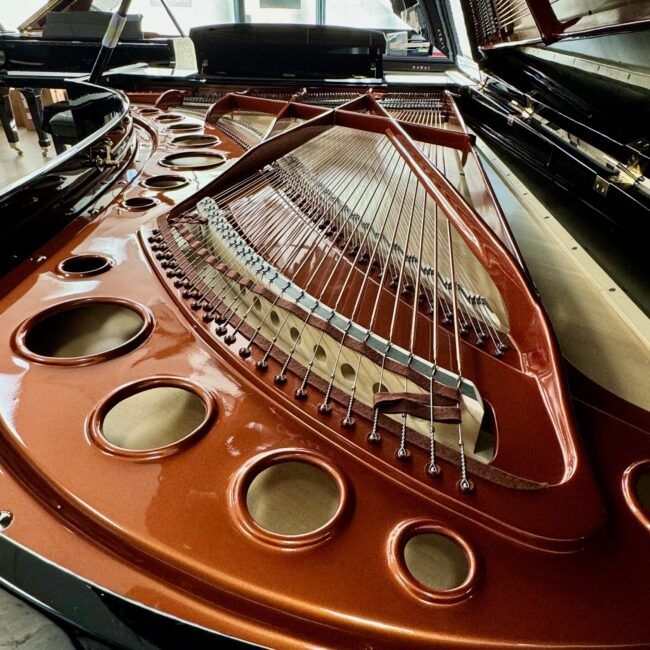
[
  {"left": 325, "top": 0, "right": 438, "bottom": 56},
  {"left": 3, "top": 0, "right": 447, "bottom": 59},
  {"left": 243, "top": 0, "right": 317, "bottom": 24}
]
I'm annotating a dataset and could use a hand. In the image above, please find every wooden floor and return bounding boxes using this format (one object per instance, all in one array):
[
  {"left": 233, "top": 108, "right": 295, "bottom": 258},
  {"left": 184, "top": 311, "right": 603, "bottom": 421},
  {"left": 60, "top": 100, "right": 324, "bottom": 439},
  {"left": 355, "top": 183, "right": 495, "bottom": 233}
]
[{"left": 0, "top": 128, "right": 55, "bottom": 189}]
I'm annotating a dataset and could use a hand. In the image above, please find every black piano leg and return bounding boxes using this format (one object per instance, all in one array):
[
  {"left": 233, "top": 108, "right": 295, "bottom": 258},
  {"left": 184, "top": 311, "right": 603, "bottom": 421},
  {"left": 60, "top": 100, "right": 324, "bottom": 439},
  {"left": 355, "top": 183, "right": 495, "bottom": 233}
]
[
  {"left": 21, "top": 88, "right": 51, "bottom": 156},
  {"left": 0, "top": 88, "right": 22, "bottom": 156}
]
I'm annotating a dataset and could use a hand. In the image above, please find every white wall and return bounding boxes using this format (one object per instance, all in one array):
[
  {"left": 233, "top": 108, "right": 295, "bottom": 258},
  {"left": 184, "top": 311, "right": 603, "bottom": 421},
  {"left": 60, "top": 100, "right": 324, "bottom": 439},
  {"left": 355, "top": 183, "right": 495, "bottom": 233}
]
[{"left": 0, "top": 0, "right": 51, "bottom": 31}]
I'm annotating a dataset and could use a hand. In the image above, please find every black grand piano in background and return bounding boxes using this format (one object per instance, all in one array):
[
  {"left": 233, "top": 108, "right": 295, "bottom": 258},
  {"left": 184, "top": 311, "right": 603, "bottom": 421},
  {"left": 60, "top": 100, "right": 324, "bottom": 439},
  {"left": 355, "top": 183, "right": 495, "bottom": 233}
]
[
  {"left": 0, "top": 1, "right": 175, "bottom": 154},
  {"left": 0, "top": 5, "right": 387, "bottom": 154}
]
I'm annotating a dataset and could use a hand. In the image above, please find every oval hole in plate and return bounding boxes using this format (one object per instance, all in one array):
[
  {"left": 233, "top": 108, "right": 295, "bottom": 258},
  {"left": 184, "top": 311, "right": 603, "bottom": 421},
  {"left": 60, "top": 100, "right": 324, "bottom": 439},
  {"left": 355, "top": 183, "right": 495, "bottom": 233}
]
[
  {"left": 246, "top": 461, "right": 341, "bottom": 536},
  {"left": 142, "top": 175, "right": 188, "bottom": 190},
  {"left": 58, "top": 254, "right": 112, "bottom": 278},
  {"left": 101, "top": 386, "right": 207, "bottom": 452},
  {"left": 404, "top": 533, "right": 470, "bottom": 592},
  {"left": 155, "top": 113, "right": 183, "bottom": 122},
  {"left": 122, "top": 196, "right": 158, "bottom": 210},
  {"left": 166, "top": 122, "right": 202, "bottom": 132},
  {"left": 172, "top": 134, "right": 221, "bottom": 148},
  {"left": 160, "top": 152, "right": 227, "bottom": 170},
  {"left": 21, "top": 301, "right": 147, "bottom": 360},
  {"left": 340, "top": 363, "right": 355, "bottom": 381},
  {"left": 314, "top": 344, "right": 327, "bottom": 362}
]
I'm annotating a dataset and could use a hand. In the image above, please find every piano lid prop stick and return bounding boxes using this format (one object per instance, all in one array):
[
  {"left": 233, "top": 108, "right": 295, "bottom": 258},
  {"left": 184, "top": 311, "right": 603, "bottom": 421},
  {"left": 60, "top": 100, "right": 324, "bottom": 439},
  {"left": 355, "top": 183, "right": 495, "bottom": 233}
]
[
  {"left": 159, "top": 0, "right": 186, "bottom": 37},
  {"left": 89, "top": 0, "right": 132, "bottom": 85}
]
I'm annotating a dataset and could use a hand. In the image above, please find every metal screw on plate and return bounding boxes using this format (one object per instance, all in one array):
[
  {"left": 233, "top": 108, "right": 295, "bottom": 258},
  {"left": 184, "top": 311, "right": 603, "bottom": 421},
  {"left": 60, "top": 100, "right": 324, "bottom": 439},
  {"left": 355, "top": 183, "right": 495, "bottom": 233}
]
[{"left": 0, "top": 511, "right": 13, "bottom": 531}]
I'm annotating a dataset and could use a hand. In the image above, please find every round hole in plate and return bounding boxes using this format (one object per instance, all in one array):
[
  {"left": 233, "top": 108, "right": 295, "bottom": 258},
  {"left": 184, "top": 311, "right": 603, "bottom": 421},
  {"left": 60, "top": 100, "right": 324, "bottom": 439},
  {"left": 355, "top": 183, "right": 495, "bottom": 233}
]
[
  {"left": 160, "top": 152, "right": 227, "bottom": 170},
  {"left": 253, "top": 297, "right": 262, "bottom": 312},
  {"left": 289, "top": 326, "right": 300, "bottom": 342},
  {"left": 232, "top": 449, "right": 351, "bottom": 548},
  {"left": 58, "top": 254, "right": 112, "bottom": 278},
  {"left": 373, "top": 382, "right": 387, "bottom": 393},
  {"left": 388, "top": 520, "right": 476, "bottom": 603},
  {"left": 270, "top": 310, "right": 280, "bottom": 327},
  {"left": 122, "top": 196, "right": 159, "bottom": 210},
  {"left": 155, "top": 113, "right": 183, "bottom": 122},
  {"left": 14, "top": 299, "right": 153, "bottom": 365},
  {"left": 166, "top": 122, "right": 202, "bottom": 132},
  {"left": 246, "top": 461, "right": 341, "bottom": 536},
  {"left": 172, "top": 134, "right": 221, "bottom": 148},
  {"left": 89, "top": 377, "right": 215, "bottom": 459},
  {"left": 404, "top": 533, "right": 470, "bottom": 592},
  {"left": 637, "top": 471, "right": 650, "bottom": 515},
  {"left": 623, "top": 460, "right": 650, "bottom": 531},
  {"left": 142, "top": 175, "right": 189, "bottom": 191},
  {"left": 340, "top": 363, "right": 355, "bottom": 381},
  {"left": 102, "top": 386, "right": 207, "bottom": 452},
  {"left": 138, "top": 107, "right": 158, "bottom": 115}
]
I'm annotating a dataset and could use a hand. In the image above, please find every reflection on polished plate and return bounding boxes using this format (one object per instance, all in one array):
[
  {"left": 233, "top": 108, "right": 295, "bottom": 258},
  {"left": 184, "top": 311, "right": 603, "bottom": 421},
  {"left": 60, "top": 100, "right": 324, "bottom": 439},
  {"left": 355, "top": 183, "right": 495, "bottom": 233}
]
[
  {"left": 246, "top": 461, "right": 340, "bottom": 535},
  {"left": 23, "top": 302, "right": 144, "bottom": 359},
  {"left": 404, "top": 533, "right": 469, "bottom": 592},
  {"left": 101, "top": 386, "right": 207, "bottom": 451}
]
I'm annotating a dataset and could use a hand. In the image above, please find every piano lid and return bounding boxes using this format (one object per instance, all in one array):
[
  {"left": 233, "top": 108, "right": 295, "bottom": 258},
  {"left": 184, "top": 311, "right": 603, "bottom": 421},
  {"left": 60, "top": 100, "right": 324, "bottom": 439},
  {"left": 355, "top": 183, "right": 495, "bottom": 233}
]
[
  {"left": 18, "top": 0, "right": 92, "bottom": 34},
  {"left": 466, "top": 0, "right": 650, "bottom": 48},
  {"left": 190, "top": 23, "right": 386, "bottom": 83}
]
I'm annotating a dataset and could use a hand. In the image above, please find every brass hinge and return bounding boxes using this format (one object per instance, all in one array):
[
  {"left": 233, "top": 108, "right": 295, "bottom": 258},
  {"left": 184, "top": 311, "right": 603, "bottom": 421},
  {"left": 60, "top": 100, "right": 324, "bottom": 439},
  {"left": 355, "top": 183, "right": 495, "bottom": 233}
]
[
  {"left": 593, "top": 175, "right": 610, "bottom": 197},
  {"left": 92, "top": 140, "right": 119, "bottom": 171}
]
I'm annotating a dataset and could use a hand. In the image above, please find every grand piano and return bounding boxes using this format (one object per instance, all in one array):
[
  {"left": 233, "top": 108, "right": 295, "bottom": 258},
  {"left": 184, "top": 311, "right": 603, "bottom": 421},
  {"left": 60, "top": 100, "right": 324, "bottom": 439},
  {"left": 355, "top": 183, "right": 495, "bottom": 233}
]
[{"left": 0, "top": 1, "right": 648, "bottom": 648}]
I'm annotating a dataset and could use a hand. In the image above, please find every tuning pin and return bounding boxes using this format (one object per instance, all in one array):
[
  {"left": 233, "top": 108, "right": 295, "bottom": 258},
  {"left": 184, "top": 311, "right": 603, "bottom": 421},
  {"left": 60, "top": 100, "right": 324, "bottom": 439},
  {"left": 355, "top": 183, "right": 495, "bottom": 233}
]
[
  {"left": 295, "top": 388, "right": 307, "bottom": 400},
  {"left": 341, "top": 416, "right": 355, "bottom": 429},
  {"left": 274, "top": 373, "right": 287, "bottom": 385},
  {"left": 239, "top": 346, "right": 252, "bottom": 359}
]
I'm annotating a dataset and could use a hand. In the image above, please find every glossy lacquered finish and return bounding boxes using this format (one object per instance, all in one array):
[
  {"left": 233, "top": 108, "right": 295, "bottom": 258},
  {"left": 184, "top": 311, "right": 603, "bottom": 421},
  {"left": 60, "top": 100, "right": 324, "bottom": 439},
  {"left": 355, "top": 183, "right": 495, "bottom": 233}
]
[{"left": 0, "top": 95, "right": 648, "bottom": 649}]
